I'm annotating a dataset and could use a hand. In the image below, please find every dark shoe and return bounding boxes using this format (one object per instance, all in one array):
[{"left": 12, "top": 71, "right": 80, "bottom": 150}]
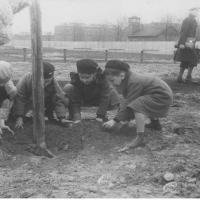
[
  {"left": 45, "top": 109, "right": 55, "bottom": 121},
  {"left": 66, "top": 115, "right": 73, "bottom": 121},
  {"left": 177, "top": 78, "right": 186, "bottom": 83},
  {"left": 185, "top": 77, "right": 198, "bottom": 83},
  {"left": 145, "top": 119, "right": 162, "bottom": 130},
  {"left": 58, "top": 119, "right": 71, "bottom": 127},
  {"left": 47, "top": 118, "right": 58, "bottom": 124},
  {"left": 118, "top": 132, "right": 146, "bottom": 152}
]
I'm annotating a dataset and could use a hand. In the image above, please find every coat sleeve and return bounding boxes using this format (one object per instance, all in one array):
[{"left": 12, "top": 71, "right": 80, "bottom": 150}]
[
  {"left": 179, "top": 18, "right": 190, "bottom": 45},
  {"left": 53, "top": 79, "right": 68, "bottom": 118},
  {"left": 0, "top": 99, "right": 12, "bottom": 120},
  {"left": 13, "top": 73, "right": 32, "bottom": 116},
  {"left": 115, "top": 82, "right": 143, "bottom": 122},
  {"left": 96, "top": 78, "right": 111, "bottom": 117},
  {"left": 53, "top": 79, "right": 69, "bottom": 107},
  {"left": 4, "top": 80, "right": 17, "bottom": 100},
  {"left": 69, "top": 85, "right": 82, "bottom": 120}
]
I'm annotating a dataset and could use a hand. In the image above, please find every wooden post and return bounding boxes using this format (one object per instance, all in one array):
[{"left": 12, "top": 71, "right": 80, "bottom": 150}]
[
  {"left": 23, "top": 48, "right": 27, "bottom": 62},
  {"left": 141, "top": 50, "right": 144, "bottom": 63},
  {"left": 105, "top": 49, "right": 108, "bottom": 62},
  {"left": 64, "top": 49, "right": 67, "bottom": 63},
  {"left": 30, "top": 0, "right": 53, "bottom": 158}
]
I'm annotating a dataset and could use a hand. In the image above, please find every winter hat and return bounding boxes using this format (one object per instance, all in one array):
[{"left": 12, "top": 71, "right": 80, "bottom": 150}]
[
  {"left": 76, "top": 59, "right": 98, "bottom": 74},
  {"left": 105, "top": 60, "right": 130, "bottom": 71},
  {"left": 43, "top": 62, "right": 55, "bottom": 79},
  {"left": 0, "top": 61, "right": 13, "bottom": 83}
]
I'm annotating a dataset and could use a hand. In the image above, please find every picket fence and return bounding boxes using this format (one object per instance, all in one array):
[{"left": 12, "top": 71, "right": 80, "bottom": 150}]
[{"left": 3, "top": 40, "right": 200, "bottom": 55}]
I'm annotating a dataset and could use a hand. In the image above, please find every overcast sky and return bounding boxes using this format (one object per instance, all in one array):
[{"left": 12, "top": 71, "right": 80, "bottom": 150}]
[{"left": 12, "top": 0, "right": 200, "bottom": 34}]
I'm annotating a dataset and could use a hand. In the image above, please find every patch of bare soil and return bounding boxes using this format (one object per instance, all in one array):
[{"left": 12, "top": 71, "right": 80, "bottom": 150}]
[{"left": 1, "top": 62, "right": 200, "bottom": 198}]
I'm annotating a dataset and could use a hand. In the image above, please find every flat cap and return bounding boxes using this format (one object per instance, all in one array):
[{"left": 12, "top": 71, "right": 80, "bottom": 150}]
[
  {"left": 76, "top": 59, "right": 98, "bottom": 74},
  {"left": 43, "top": 62, "right": 55, "bottom": 79},
  {"left": 105, "top": 60, "right": 130, "bottom": 71}
]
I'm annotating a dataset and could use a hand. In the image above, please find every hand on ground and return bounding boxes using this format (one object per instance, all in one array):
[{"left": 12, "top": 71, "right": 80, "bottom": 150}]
[
  {"left": 15, "top": 118, "right": 23, "bottom": 129},
  {"left": 103, "top": 120, "right": 116, "bottom": 129},
  {"left": 0, "top": 125, "right": 14, "bottom": 135}
]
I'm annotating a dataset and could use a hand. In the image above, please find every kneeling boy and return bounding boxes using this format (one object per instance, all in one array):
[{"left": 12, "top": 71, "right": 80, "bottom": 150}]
[
  {"left": 103, "top": 60, "right": 173, "bottom": 150},
  {"left": 14, "top": 62, "right": 69, "bottom": 128},
  {"left": 64, "top": 59, "right": 121, "bottom": 122}
]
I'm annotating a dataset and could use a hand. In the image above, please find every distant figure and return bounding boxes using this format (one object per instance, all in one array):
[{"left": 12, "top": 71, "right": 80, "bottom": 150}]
[
  {"left": 174, "top": 7, "right": 200, "bottom": 83},
  {"left": 103, "top": 60, "right": 173, "bottom": 151},
  {"left": 14, "top": 62, "right": 70, "bottom": 129},
  {"left": 63, "top": 59, "right": 121, "bottom": 123},
  {"left": 0, "top": 61, "right": 17, "bottom": 138}
]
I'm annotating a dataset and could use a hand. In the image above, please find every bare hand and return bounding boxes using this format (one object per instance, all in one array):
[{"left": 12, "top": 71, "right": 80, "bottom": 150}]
[
  {"left": 0, "top": 125, "right": 14, "bottom": 135},
  {"left": 179, "top": 44, "right": 185, "bottom": 49},
  {"left": 15, "top": 118, "right": 23, "bottom": 129},
  {"left": 61, "top": 119, "right": 73, "bottom": 123},
  {"left": 74, "top": 120, "right": 81, "bottom": 124},
  {"left": 103, "top": 120, "right": 116, "bottom": 129},
  {"left": 96, "top": 117, "right": 103, "bottom": 122}
]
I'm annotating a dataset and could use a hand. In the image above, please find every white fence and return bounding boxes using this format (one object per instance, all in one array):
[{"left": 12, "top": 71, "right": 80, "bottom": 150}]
[{"left": 4, "top": 40, "right": 198, "bottom": 55}]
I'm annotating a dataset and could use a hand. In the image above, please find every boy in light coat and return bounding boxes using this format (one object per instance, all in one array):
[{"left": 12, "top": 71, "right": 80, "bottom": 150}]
[
  {"left": 103, "top": 60, "right": 173, "bottom": 151},
  {"left": 0, "top": 61, "right": 17, "bottom": 138}
]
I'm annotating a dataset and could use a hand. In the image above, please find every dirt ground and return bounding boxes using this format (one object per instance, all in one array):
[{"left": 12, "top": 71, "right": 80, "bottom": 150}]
[{"left": 1, "top": 60, "right": 200, "bottom": 198}]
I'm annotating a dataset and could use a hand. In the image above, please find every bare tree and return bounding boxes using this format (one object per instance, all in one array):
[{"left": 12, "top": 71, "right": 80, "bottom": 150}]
[
  {"left": 160, "top": 14, "right": 180, "bottom": 41},
  {"left": 111, "top": 16, "right": 128, "bottom": 41}
]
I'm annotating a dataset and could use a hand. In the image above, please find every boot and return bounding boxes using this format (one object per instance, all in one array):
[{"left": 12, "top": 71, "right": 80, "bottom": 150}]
[
  {"left": 66, "top": 107, "right": 73, "bottom": 120},
  {"left": 185, "top": 76, "right": 198, "bottom": 83},
  {"left": 126, "top": 132, "right": 146, "bottom": 148},
  {"left": 45, "top": 108, "right": 57, "bottom": 123},
  {"left": 117, "top": 132, "right": 146, "bottom": 152},
  {"left": 177, "top": 77, "right": 186, "bottom": 83},
  {"left": 145, "top": 119, "right": 162, "bottom": 130}
]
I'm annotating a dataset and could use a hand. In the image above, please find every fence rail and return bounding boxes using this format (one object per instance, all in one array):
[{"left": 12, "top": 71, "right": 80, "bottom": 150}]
[{"left": 1, "top": 40, "right": 189, "bottom": 55}]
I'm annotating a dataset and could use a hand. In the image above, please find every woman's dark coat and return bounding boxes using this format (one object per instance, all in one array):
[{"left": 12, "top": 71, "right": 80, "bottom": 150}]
[{"left": 174, "top": 14, "right": 199, "bottom": 63}]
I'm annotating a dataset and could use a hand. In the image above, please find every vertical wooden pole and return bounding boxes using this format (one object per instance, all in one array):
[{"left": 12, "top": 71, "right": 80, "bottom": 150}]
[
  {"left": 64, "top": 49, "right": 67, "bottom": 63},
  {"left": 141, "top": 50, "right": 144, "bottom": 63},
  {"left": 105, "top": 49, "right": 108, "bottom": 62},
  {"left": 30, "top": 0, "right": 53, "bottom": 158},
  {"left": 23, "top": 48, "right": 27, "bottom": 62}
]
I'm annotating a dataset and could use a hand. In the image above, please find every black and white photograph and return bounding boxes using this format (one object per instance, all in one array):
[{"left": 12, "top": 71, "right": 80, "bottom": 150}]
[{"left": 0, "top": 0, "right": 200, "bottom": 198}]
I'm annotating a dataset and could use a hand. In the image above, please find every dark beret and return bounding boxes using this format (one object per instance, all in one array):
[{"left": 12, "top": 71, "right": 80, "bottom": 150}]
[
  {"left": 76, "top": 59, "right": 98, "bottom": 74},
  {"left": 43, "top": 62, "right": 55, "bottom": 79},
  {"left": 105, "top": 60, "right": 130, "bottom": 71}
]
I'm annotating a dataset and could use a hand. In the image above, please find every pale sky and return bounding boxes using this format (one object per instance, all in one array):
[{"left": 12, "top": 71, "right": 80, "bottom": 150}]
[{"left": 12, "top": 0, "right": 200, "bottom": 34}]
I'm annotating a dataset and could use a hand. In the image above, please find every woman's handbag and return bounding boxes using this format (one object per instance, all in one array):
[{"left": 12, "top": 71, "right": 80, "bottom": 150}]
[{"left": 185, "top": 37, "right": 196, "bottom": 49}]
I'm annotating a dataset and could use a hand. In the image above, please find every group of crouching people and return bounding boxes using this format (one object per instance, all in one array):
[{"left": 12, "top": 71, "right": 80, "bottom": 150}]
[{"left": 0, "top": 59, "right": 173, "bottom": 150}]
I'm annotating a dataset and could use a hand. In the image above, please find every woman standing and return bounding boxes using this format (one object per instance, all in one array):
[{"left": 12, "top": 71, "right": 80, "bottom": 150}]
[{"left": 174, "top": 7, "right": 200, "bottom": 83}]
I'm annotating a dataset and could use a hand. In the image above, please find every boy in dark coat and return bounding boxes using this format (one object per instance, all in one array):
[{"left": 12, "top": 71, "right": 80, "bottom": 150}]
[
  {"left": 103, "top": 60, "right": 173, "bottom": 150},
  {"left": 14, "top": 62, "right": 69, "bottom": 128},
  {"left": 174, "top": 7, "right": 200, "bottom": 83},
  {"left": 63, "top": 59, "right": 121, "bottom": 122}
]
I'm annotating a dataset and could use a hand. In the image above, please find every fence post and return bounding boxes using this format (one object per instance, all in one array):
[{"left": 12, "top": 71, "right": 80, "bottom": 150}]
[
  {"left": 23, "top": 48, "right": 27, "bottom": 62},
  {"left": 141, "top": 50, "right": 144, "bottom": 63},
  {"left": 64, "top": 49, "right": 67, "bottom": 63},
  {"left": 105, "top": 49, "right": 108, "bottom": 62},
  {"left": 173, "top": 50, "right": 176, "bottom": 64}
]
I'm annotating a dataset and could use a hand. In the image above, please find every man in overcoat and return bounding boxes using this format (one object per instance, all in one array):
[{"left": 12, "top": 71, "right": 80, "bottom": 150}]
[{"left": 174, "top": 7, "right": 200, "bottom": 83}]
